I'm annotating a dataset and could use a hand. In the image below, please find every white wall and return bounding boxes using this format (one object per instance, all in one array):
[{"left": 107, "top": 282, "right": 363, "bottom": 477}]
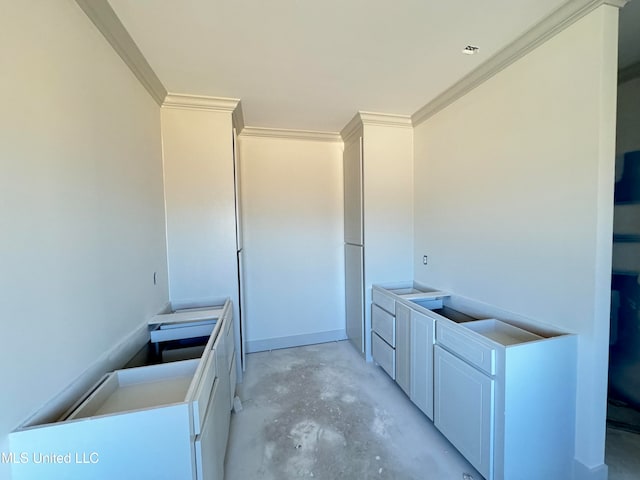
[
  {"left": 413, "top": 6, "right": 618, "bottom": 474},
  {"left": 238, "top": 135, "right": 345, "bottom": 351},
  {"left": 0, "top": 0, "right": 169, "bottom": 474},
  {"left": 160, "top": 107, "right": 238, "bottom": 308}
]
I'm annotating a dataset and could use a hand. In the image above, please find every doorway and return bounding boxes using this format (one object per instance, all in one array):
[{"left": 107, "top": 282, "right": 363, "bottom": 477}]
[{"left": 608, "top": 0, "right": 640, "bottom": 438}]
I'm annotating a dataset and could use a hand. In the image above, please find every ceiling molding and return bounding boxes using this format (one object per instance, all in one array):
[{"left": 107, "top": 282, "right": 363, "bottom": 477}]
[
  {"left": 232, "top": 101, "right": 246, "bottom": 133},
  {"left": 359, "top": 111, "right": 413, "bottom": 128},
  {"left": 412, "top": 0, "right": 629, "bottom": 126},
  {"left": 619, "top": 61, "right": 640, "bottom": 84},
  {"left": 340, "top": 111, "right": 411, "bottom": 142},
  {"left": 163, "top": 93, "right": 241, "bottom": 112},
  {"left": 340, "top": 113, "right": 364, "bottom": 142},
  {"left": 75, "top": 0, "right": 167, "bottom": 105},
  {"left": 239, "top": 126, "right": 342, "bottom": 143}
]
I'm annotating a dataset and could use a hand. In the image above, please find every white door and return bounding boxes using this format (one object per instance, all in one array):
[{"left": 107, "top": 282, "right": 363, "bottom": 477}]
[
  {"left": 344, "top": 136, "right": 363, "bottom": 245},
  {"left": 434, "top": 346, "right": 494, "bottom": 480},
  {"left": 345, "top": 244, "right": 364, "bottom": 353}
]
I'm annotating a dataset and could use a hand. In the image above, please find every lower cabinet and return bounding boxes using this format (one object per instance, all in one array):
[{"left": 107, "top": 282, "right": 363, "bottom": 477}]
[
  {"left": 372, "top": 284, "right": 577, "bottom": 480},
  {"left": 434, "top": 345, "right": 494, "bottom": 479},
  {"left": 10, "top": 300, "right": 237, "bottom": 480}
]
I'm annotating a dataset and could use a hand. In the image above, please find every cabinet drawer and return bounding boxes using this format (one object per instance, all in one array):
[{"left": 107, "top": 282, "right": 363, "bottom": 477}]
[
  {"left": 372, "top": 289, "right": 395, "bottom": 315},
  {"left": 372, "top": 332, "right": 395, "bottom": 380},
  {"left": 150, "top": 320, "right": 216, "bottom": 343},
  {"left": 436, "top": 321, "right": 495, "bottom": 375},
  {"left": 372, "top": 304, "right": 396, "bottom": 347}
]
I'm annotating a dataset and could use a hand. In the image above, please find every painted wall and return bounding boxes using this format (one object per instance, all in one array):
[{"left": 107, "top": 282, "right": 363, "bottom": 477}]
[
  {"left": 160, "top": 107, "right": 238, "bottom": 309},
  {"left": 0, "top": 0, "right": 169, "bottom": 474},
  {"left": 412, "top": 6, "right": 618, "bottom": 474},
  {"left": 238, "top": 135, "right": 345, "bottom": 351}
]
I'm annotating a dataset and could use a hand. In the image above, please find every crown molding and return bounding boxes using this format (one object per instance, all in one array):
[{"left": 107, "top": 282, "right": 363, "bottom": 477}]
[
  {"left": 239, "top": 126, "right": 342, "bottom": 143},
  {"left": 412, "top": 0, "right": 629, "bottom": 126},
  {"left": 340, "top": 113, "right": 364, "bottom": 142},
  {"left": 232, "top": 101, "right": 245, "bottom": 133},
  {"left": 359, "top": 111, "right": 413, "bottom": 128},
  {"left": 619, "top": 61, "right": 640, "bottom": 84},
  {"left": 75, "top": 0, "right": 167, "bottom": 106},
  {"left": 340, "top": 111, "right": 412, "bottom": 142},
  {"left": 162, "top": 93, "right": 241, "bottom": 112}
]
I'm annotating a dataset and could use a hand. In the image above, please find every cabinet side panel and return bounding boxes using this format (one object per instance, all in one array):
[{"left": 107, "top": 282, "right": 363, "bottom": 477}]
[
  {"left": 410, "top": 311, "right": 434, "bottom": 419},
  {"left": 395, "top": 302, "right": 411, "bottom": 395},
  {"left": 11, "top": 403, "right": 194, "bottom": 480},
  {"left": 500, "top": 336, "right": 577, "bottom": 480}
]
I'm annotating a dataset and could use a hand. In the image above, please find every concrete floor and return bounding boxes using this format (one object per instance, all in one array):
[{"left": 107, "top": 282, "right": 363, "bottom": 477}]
[
  {"left": 606, "top": 427, "right": 640, "bottom": 480},
  {"left": 225, "top": 340, "right": 480, "bottom": 480}
]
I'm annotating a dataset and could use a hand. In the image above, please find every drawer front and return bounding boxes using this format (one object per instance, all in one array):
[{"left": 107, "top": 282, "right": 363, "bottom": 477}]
[
  {"left": 372, "top": 332, "right": 395, "bottom": 380},
  {"left": 372, "top": 289, "right": 395, "bottom": 315},
  {"left": 436, "top": 322, "right": 495, "bottom": 375},
  {"left": 150, "top": 322, "right": 215, "bottom": 343},
  {"left": 372, "top": 304, "right": 396, "bottom": 347}
]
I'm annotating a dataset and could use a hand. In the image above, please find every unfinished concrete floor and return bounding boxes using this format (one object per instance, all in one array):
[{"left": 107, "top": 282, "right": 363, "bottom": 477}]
[
  {"left": 225, "top": 340, "right": 481, "bottom": 480},
  {"left": 606, "top": 427, "right": 640, "bottom": 480}
]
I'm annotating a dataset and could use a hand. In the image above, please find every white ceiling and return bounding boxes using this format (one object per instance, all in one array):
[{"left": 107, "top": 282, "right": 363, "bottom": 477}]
[{"left": 107, "top": 0, "right": 638, "bottom": 132}]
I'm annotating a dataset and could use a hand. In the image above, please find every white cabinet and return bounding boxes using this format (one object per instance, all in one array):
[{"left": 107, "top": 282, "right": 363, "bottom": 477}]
[
  {"left": 161, "top": 98, "right": 245, "bottom": 381},
  {"left": 342, "top": 114, "right": 413, "bottom": 361},
  {"left": 410, "top": 309, "right": 434, "bottom": 419},
  {"left": 434, "top": 317, "right": 577, "bottom": 480},
  {"left": 372, "top": 283, "right": 577, "bottom": 480},
  {"left": 434, "top": 345, "right": 494, "bottom": 479},
  {"left": 393, "top": 303, "right": 435, "bottom": 419},
  {"left": 10, "top": 301, "right": 236, "bottom": 480}
]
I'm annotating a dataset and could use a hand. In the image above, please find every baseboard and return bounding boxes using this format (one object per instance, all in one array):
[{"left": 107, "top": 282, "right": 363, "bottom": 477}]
[
  {"left": 247, "top": 329, "right": 347, "bottom": 353},
  {"left": 15, "top": 321, "right": 150, "bottom": 429},
  {"left": 574, "top": 459, "right": 608, "bottom": 480}
]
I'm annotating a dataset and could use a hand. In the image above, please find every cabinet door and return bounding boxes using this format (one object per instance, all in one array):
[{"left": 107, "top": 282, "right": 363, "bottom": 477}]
[
  {"left": 343, "top": 136, "right": 363, "bottom": 244},
  {"left": 395, "top": 302, "right": 411, "bottom": 395},
  {"left": 410, "top": 310, "right": 434, "bottom": 419},
  {"left": 345, "top": 244, "right": 364, "bottom": 353},
  {"left": 434, "top": 346, "right": 494, "bottom": 480}
]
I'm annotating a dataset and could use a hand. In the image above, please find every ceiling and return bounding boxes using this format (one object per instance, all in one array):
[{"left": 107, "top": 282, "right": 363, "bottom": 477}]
[{"left": 107, "top": 0, "right": 639, "bottom": 132}]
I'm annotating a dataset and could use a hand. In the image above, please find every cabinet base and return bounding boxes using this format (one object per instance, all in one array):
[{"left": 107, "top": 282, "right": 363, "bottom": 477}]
[{"left": 574, "top": 459, "right": 608, "bottom": 480}]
